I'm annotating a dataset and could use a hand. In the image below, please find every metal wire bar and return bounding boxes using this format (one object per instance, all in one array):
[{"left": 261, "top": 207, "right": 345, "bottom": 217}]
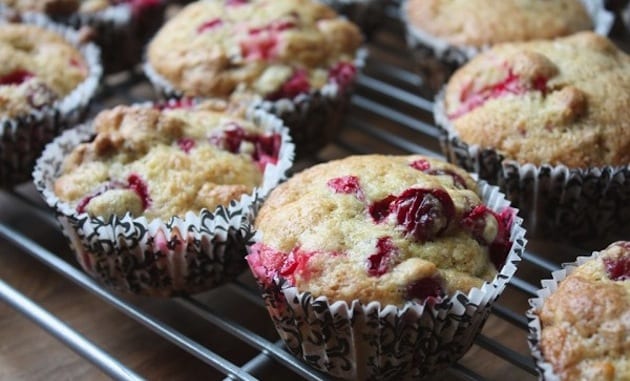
[
  {"left": 0, "top": 222, "right": 257, "bottom": 381},
  {"left": 176, "top": 296, "right": 328, "bottom": 381},
  {"left": 475, "top": 335, "right": 537, "bottom": 375},
  {"left": 0, "top": 279, "right": 143, "bottom": 381}
]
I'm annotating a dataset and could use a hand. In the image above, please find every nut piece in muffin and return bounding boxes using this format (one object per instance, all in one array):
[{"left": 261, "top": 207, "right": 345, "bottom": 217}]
[
  {"left": 54, "top": 101, "right": 283, "bottom": 221},
  {"left": 147, "top": 0, "right": 362, "bottom": 100},
  {"left": 538, "top": 241, "right": 630, "bottom": 381},
  {"left": 405, "top": 0, "right": 593, "bottom": 49},
  {"left": 442, "top": 32, "right": 630, "bottom": 168},
  {"left": 248, "top": 155, "right": 514, "bottom": 306},
  {"left": 0, "top": 22, "right": 87, "bottom": 120}
]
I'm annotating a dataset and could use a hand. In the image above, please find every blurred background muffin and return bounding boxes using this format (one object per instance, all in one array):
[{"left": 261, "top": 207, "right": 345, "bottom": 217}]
[
  {"left": 145, "top": 0, "right": 364, "bottom": 158},
  {"left": 402, "top": 0, "right": 612, "bottom": 93},
  {"left": 436, "top": 32, "right": 630, "bottom": 243},
  {"left": 0, "top": 19, "right": 100, "bottom": 187},
  {"left": 0, "top": 0, "right": 167, "bottom": 73}
]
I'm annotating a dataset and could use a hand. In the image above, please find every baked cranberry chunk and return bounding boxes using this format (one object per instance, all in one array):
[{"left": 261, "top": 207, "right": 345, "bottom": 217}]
[
  {"left": 461, "top": 205, "right": 513, "bottom": 269},
  {"left": 369, "top": 188, "right": 456, "bottom": 242},
  {"left": 327, "top": 175, "right": 364, "bottom": 200},
  {"left": 0, "top": 69, "right": 34, "bottom": 85},
  {"left": 603, "top": 255, "right": 630, "bottom": 281},
  {"left": 366, "top": 237, "right": 398, "bottom": 276},
  {"left": 267, "top": 70, "right": 310, "bottom": 100},
  {"left": 405, "top": 276, "right": 444, "bottom": 302}
]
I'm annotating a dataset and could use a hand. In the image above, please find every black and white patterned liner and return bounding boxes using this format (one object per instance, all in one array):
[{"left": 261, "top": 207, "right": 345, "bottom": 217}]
[
  {"left": 526, "top": 251, "right": 602, "bottom": 381},
  {"left": 32, "top": 107, "right": 294, "bottom": 297},
  {"left": 1, "top": 1, "right": 166, "bottom": 73},
  {"left": 435, "top": 91, "right": 630, "bottom": 242},
  {"left": 0, "top": 14, "right": 101, "bottom": 188},
  {"left": 400, "top": 0, "right": 614, "bottom": 93},
  {"left": 253, "top": 181, "right": 526, "bottom": 380},
  {"left": 318, "top": 0, "right": 387, "bottom": 36},
  {"left": 144, "top": 49, "right": 368, "bottom": 157}
]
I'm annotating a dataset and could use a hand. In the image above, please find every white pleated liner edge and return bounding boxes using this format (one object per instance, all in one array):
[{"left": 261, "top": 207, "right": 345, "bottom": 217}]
[
  {"left": 253, "top": 179, "right": 527, "bottom": 379},
  {"left": 526, "top": 251, "right": 602, "bottom": 381},
  {"left": 400, "top": 0, "right": 614, "bottom": 64},
  {"left": 32, "top": 106, "right": 294, "bottom": 294}
]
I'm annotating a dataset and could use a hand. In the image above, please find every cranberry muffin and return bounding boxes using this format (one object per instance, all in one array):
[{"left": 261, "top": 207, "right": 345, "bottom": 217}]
[
  {"left": 145, "top": 0, "right": 364, "bottom": 156},
  {"left": 247, "top": 154, "right": 525, "bottom": 379},
  {"left": 0, "top": 20, "right": 100, "bottom": 187},
  {"left": 33, "top": 100, "right": 294, "bottom": 296},
  {"left": 402, "top": 0, "right": 611, "bottom": 92},
  {"left": 1, "top": 0, "right": 166, "bottom": 73},
  {"left": 529, "top": 241, "right": 630, "bottom": 380},
  {"left": 436, "top": 32, "right": 630, "bottom": 240}
]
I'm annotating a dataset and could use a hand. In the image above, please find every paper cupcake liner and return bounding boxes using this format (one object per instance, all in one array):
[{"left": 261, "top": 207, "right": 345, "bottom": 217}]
[
  {"left": 318, "top": 0, "right": 387, "bottom": 37},
  {"left": 1, "top": 1, "right": 166, "bottom": 73},
  {"left": 400, "top": 0, "right": 614, "bottom": 94},
  {"left": 435, "top": 92, "right": 630, "bottom": 243},
  {"left": 526, "top": 250, "right": 603, "bottom": 381},
  {"left": 0, "top": 15, "right": 102, "bottom": 188},
  {"left": 32, "top": 106, "right": 295, "bottom": 297},
  {"left": 250, "top": 180, "right": 526, "bottom": 380},
  {"left": 144, "top": 48, "right": 368, "bottom": 158}
]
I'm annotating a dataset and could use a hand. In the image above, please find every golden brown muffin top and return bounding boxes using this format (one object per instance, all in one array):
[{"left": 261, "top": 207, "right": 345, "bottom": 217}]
[
  {"left": 0, "top": 0, "right": 139, "bottom": 14},
  {"left": 54, "top": 101, "right": 283, "bottom": 221},
  {"left": 0, "top": 23, "right": 87, "bottom": 119},
  {"left": 442, "top": 32, "right": 630, "bottom": 168},
  {"left": 147, "top": 0, "right": 362, "bottom": 99},
  {"left": 539, "top": 241, "right": 630, "bottom": 381},
  {"left": 405, "top": 0, "right": 592, "bottom": 48},
  {"left": 249, "top": 155, "right": 514, "bottom": 306}
]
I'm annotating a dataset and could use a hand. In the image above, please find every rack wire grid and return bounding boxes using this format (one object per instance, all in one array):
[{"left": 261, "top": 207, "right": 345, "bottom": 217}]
[{"left": 1, "top": 2, "right": 625, "bottom": 380}]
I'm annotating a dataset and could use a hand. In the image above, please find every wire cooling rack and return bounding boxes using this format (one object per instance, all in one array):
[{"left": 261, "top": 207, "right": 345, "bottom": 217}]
[{"left": 2, "top": 3, "right": 624, "bottom": 380}]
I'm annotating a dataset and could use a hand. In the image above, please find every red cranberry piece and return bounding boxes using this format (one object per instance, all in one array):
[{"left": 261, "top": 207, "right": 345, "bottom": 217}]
[
  {"left": 267, "top": 69, "right": 310, "bottom": 101},
  {"left": 449, "top": 68, "right": 549, "bottom": 119},
  {"left": 177, "top": 138, "right": 196, "bottom": 153},
  {"left": 240, "top": 33, "right": 279, "bottom": 61},
  {"left": 197, "top": 18, "right": 223, "bottom": 34},
  {"left": 252, "top": 133, "right": 282, "bottom": 170},
  {"left": 0, "top": 69, "right": 34, "bottom": 86},
  {"left": 226, "top": 0, "right": 248, "bottom": 5},
  {"left": 461, "top": 206, "right": 513, "bottom": 269},
  {"left": 370, "top": 189, "right": 455, "bottom": 242},
  {"left": 367, "top": 236, "right": 398, "bottom": 276},
  {"left": 127, "top": 173, "right": 151, "bottom": 210},
  {"left": 410, "top": 159, "right": 431, "bottom": 171},
  {"left": 210, "top": 126, "right": 281, "bottom": 170},
  {"left": 113, "top": 0, "right": 160, "bottom": 17},
  {"left": 246, "top": 243, "right": 315, "bottom": 286},
  {"left": 76, "top": 194, "right": 96, "bottom": 214},
  {"left": 603, "top": 256, "right": 630, "bottom": 281},
  {"left": 405, "top": 276, "right": 444, "bottom": 302},
  {"left": 326, "top": 175, "right": 364, "bottom": 200},
  {"left": 369, "top": 195, "right": 397, "bottom": 223},
  {"left": 328, "top": 62, "right": 356, "bottom": 89}
]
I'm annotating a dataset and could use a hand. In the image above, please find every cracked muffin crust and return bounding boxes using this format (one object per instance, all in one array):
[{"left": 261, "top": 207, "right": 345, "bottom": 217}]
[
  {"left": 54, "top": 101, "right": 283, "bottom": 221},
  {"left": 442, "top": 32, "right": 630, "bottom": 167},
  {"left": 538, "top": 241, "right": 630, "bottom": 381},
  {"left": 248, "top": 155, "right": 514, "bottom": 306},
  {"left": 405, "top": 0, "right": 593, "bottom": 48},
  {"left": 0, "top": 22, "right": 87, "bottom": 120},
  {"left": 147, "top": 0, "right": 362, "bottom": 100}
]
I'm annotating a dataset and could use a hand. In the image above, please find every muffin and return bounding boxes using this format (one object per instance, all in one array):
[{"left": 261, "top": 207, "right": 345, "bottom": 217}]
[
  {"left": 402, "top": 0, "right": 613, "bottom": 92},
  {"left": 33, "top": 100, "right": 294, "bottom": 296},
  {"left": 145, "top": 0, "right": 364, "bottom": 157},
  {"left": 528, "top": 241, "right": 630, "bottom": 380},
  {"left": 0, "top": 0, "right": 167, "bottom": 73},
  {"left": 247, "top": 154, "right": 525, "bottom": 379},
  {"left": 436, "top": 31, "right": 630, "bottom": 241},
  {"left": 0, "top": 18, "right": 100, "bottom": 187}
]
